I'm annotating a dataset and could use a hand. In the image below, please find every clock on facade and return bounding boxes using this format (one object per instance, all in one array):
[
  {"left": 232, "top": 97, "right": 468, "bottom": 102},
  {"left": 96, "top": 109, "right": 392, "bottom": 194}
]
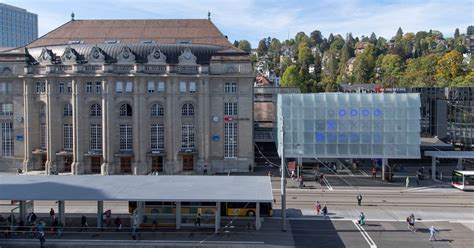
[{"left": 212, "top": 116, "right": 219, "bottom": 122}]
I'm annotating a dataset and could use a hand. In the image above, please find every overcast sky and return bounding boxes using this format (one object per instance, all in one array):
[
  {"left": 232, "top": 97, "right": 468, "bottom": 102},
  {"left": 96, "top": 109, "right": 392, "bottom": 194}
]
[{"left": 2, "top": 0, "right": 473, "bottom": 47}]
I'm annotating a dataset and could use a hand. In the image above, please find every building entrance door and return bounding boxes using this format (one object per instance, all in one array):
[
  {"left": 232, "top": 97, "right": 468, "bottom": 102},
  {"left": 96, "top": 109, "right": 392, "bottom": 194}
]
[
  {"left": 91, "top": 157, "right": 102, "bottom": 173},
  {"left": 40, "top": 154, "right": 47, "bottom": 170},
  {"left": 182, "top": 155, "right": 194, "bottom": 171},
  {"left": 121, "top": 157, "right": 132, "bottom": 174},
  {"left": 64, "top": 156, "right": 72, "bottom": 172},
  {"left": 151, "top": 156, "right": 163, "bottom": 172}
]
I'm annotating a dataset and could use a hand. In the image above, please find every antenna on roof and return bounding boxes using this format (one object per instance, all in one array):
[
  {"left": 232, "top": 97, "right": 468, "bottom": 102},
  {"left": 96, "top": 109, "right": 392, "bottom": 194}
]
[
  {"left": 71, "top": 12, "right": 75, "bottom": 21},
  {"left": 208, "top": 11, "right": 211, "bottom": 21}
]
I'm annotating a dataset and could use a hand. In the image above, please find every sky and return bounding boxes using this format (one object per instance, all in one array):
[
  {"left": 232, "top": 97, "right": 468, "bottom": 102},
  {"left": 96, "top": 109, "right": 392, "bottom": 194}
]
[{"left": 1, "top": 0, "right": 473, "bottom": 47}]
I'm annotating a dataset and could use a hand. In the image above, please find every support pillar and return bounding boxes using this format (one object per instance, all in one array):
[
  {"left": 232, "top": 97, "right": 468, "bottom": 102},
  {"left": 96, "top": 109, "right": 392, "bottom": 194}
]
[
  {"left": 381, "top": 158, "right": 386, "bottom": 181},
  {"left": 432, "top": 157, "right": 437, "bottom": 180},
  {"left": 19, "top": 201, "right": 27, "bottom": 223},
  {"left": 255, "top": 202, "right": 261, "bottom": 230},
  {"left": 297, "top": 157, "right": 302, "bottom": 178},
  {"left": 215, "top": 202, "right": 220, "bottom": 233},
  {"left": 176, "top": 202, "right": 181, "bottom": 230},
  {"left": 58, "top": 201, "right": 65, "bottom": 225},
  {"left": 97, "top": 201, "right": 103, "bottom": 228},
  {"left": 457, "top": 158, "right": 463, "bottom": 170}
]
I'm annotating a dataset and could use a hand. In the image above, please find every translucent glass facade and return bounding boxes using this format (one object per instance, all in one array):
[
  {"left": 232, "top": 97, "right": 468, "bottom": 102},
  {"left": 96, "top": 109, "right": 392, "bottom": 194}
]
[
  {"left": 0, "top": 3, "right": 38, "bottom": 47},
  {"left": 277, "top": 93, "right": 421, "bottom": 158}
]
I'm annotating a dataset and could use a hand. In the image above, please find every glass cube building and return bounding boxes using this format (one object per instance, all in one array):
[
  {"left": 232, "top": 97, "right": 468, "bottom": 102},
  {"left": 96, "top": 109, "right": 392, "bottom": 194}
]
[
  {"left": 277, "top": 93, "right": 421, "bottom": 158},
  {"left": 0, "top": 3, "right": 38, "bottom": 47}
]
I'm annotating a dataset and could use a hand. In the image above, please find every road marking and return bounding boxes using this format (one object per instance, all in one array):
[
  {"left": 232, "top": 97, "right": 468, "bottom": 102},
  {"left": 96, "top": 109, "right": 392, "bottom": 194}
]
[
  {"left": 323, "top": 176, "right": 333, "bottom": 191},
  {"left": 353, "top": 220, "right": 377, "bottom": 248},
  {"left": 360, "top": 170, "right": 369, "bottom": 177}
]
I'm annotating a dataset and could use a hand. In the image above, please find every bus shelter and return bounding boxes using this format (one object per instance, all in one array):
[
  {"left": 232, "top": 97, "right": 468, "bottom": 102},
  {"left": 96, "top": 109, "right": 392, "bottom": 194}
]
[
  {"left": 0, "top": 175, "right": 273, "bottom": 232},
  {"left": 424, "top": 151, "right": 474, "bottom": 180}
]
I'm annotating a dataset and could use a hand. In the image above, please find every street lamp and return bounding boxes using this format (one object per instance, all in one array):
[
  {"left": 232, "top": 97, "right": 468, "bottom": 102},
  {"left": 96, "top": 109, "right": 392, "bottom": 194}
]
[{"left": 280, "top": 116, "right": 287, "bottom": 232}]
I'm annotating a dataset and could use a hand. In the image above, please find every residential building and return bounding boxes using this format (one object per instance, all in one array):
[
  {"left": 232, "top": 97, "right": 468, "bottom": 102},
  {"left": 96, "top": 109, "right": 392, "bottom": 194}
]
[
  {"left": 0, "top": 3, "right": 38, "bottom": 48},
  {"left": 0, "top": 19, "right": 254, "bottom": 174}
]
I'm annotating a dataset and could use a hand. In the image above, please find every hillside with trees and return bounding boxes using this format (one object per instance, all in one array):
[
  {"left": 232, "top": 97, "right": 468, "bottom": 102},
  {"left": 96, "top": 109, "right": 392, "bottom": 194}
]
[{"left": 240, "top": 26, "right": 474, "bottom": 92}]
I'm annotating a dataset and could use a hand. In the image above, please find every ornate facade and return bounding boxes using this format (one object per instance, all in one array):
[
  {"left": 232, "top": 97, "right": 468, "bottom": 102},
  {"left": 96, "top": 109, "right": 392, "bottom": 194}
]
[{"left": 0, "top": 19, "right": 254, "bottom": 174}]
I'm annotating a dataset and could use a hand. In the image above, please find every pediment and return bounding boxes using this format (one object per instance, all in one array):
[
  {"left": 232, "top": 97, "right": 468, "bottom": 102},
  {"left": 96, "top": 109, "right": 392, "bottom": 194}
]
[
  {"left": 178, "top": 48, "right": 197, "bottom": 65},
  {"left": 87, "top": 46, "right": 105, "bottom": 64},
  {"left": 38, "top": 47, "right": 54, "bottom": 65},
  {"left": 61, "top": 46, "right": 78, "bottom": 64},
  {"left": 147, "top": 47, "right": 167, "bottom": 65},
  {"left": 117, "top": 46, "right": 136, "bottom": 64}
]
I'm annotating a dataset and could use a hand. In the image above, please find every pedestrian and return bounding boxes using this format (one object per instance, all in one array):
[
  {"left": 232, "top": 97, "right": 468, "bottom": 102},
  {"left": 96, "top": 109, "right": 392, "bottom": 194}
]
[
  {"left": 38, "top": 231, "right": 46, "bottom": 248},
  {"left": 57, "top": 221, "right": 63, "bottom": 238},
  {"left": 195, "top": 213, "right": 201, "bottom": 227},
  {"left": 52, "top": 217, "right": 59, "bottom": 234},
  {"left": 36, "top": 219, "right": 45, "bottom": 237},
  {"left": 203, "top": 164, "right": 208, "bottom": 175},
  {"left": 372, "top": 167, "right": 377, "bottom": 178},
  {"left": 322, "top": 205, "right": 328, "bottom": 219},
  {"left": 299, "top": 176, "right": 304, "bottom": 188},
  {"left": 319, "top": 173, "right": 324, "bottom": 184},
  {"left": 81, "top": 215, "right": 88, "bottom": 231},
  {"left": 333, "top": 163, "right": 337, "bottom": 173},
  {"left": 406, "top": 214, "right": 415, "bottom": 232},
  {"left": 115, "top": 216, "right": 122, "bottom": 232},
  {"left": 358, "top": 212, "right": 365, "bottom": 225},
  {"left": 131, "top": 223, "right": 138, "bottom": 241},
  {"left": 406, "top": 176, "right": 410, "bottom": 189},
  {"left": 49, "top": 208, "right": 55, "bottom": 224},
  {"left": 290, "top": 170, "right": 295, "bottom": 180},
  {"left": 356, "top": 194, "right": 362, "bottom": 206},
  {"left": 429, "top": 225, "right": 438, "bottom": 241},
  {"left": 416, "top": 174, "right": 420, "bottom": 186},
  {"left": 315, "top": 201, "right": 321, "bottom": 215}
]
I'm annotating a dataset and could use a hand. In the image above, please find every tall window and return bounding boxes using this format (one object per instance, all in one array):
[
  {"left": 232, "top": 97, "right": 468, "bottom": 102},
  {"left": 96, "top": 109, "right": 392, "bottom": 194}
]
[
  {"left": 157, "top": 82, "right": 165, "bottom": 92},
  {"left": 181, "top": 124, "right": 194, "bottom": 149},
  {"left": 90, "top": 103, "right": 101, "bottom": 117},
  {"left": 119, "top": 104, "right": 132, "bottom": 117},
  {"left": 120, "top": 124, "right": 133, "bottom": 151},
  {"left": 179, "top": 82, "right": 186, "bottom": 92},
  {"left": 63, "top": 124, "right": 73, "bottom": 150},
  {"left": 59, "top": 83, "right": 64, "bottom": 93},
  {"left": 151, "top": 124, "right": 164, "bottom": 150},
  {"left": 224, "top": 102, "right": 238, "bottom": 116},
  {"left": 224, "top": 82, "right": 237, "bottom": 94},
  {"left": 40, "top": 124, "right": 47, "bottom": 150},
  {"left": 181, "top": 103, "right": 194, "bottom": 116},
  {"left": 41, "top": 82, "right": 46, "bottom": 93},
  {"left": 39, "top": 103, "right": 46, "bottom": 116},
  {"left": 224, "top": 122, "right": 238, "bottom": 158},
  {"left": 90, "top": 124, "right": 102, "bottom": 151},
  {"left": 0, "top": 103, "right": 13, "bottom": 116},
  {"left": 0, "top": 82, "right": 12, "bottom": 93},
  {"left": 147, "top": 82, "right": 155, "bottom": 93},
  {"left": 125, "top": 82, "right": 133, "bottom": 93},
  {"left": 150, "top": 103, "right": 164, "bottom": 117},
  {"left": 1, "top": 122, "right": 13, "bottom": 157},
  {"left": 86, "top": 82, "right": 93, "bottom": 93},
  {"left": 66, "top": 82, "right": 72, "bottom": 93},
  {"left": 63, "top": 103, "right": 72, "bottom": 117},
  {"left": 95, "top": 82, "right": 102, "bottom": 93},
  {"left": 189, "top": 82, "right": 196, "bottom": 93},
  {"left": 36, "top": 82, "right": 46, "bottom": 94}
]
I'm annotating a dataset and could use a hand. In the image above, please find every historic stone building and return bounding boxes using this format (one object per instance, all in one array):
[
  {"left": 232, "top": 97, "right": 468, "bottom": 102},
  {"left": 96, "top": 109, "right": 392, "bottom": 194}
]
[{"left": 0, "top": 19, "right": 254, "bottom": 174}]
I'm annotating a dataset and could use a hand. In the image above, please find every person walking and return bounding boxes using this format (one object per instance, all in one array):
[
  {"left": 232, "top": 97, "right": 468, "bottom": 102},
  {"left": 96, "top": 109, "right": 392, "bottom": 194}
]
[
  {"left": 115, "top": 216, "right": 122, "bottom": 232},
  {"left": 49, "top": 208, "right": 55, "bottom": 224},
  {"left": 203, "top": 164, "right": 208, "bottom": 175},
  {"left": 52, "top": 217, "right": 59, "bottom": 235},
  {"left": 406, "top": 214, "right": 415, "bottom": 232},
  {"left": 81, "top": 215, "right": 88, "bottom": 231},
  {"left": 356, "top": 194, "right": 363, "bottom": 206},
  {"left": 195, "top": 213, "right": 201, "bottom": 227},
  {"left": 406, "top": 176, "right": 410, "bottom": 189},
  {"left": 322, "top": 205, "right": 328, "bottom": 219},
  {"left": 315, "top": 201, "right": 321, "bottom": 215},
  {"left": 429, "top": 225, "right": 438, "bottom": 241},
  {"left": 358, "top": 212, "right": 365, "bottom": 225},
  {"left": 371, "top": 167, "right": 377, "bottom": 178}
]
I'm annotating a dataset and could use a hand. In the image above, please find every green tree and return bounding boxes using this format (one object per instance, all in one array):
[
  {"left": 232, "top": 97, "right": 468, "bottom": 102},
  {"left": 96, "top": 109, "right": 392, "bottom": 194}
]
[
  {"left": 256, "top": 39, "right": 268, "bottom": 56},
  {"left": 468, "top": 26, "right": 474, "bottom": 35},
  {"left": 396, "top": 27, "right": 404, "bottom": 40},
  {"left": 237, "top": 40, "right": 251, "bottom": 53},
  {"left": 436, "top": 50, "right": 464, "bottom": 84},
  {"left": 269, "top": 38, "right": 282, "bottom": 55},
  {"left": 328, "top": 33, "right": 334, "bottom": 44},
  {"left": 379, "top": 54, "right": 403, "bottom": 87},
  {"left": 322, "top": 51, "right": 339, "bottom": 83},
  {"left": 233, "top": 40, "right": 239, "bottom": 48},
  {"left": 329, "top": 35, "right": 345, "bottom": 51},
  {"left": 375, "top": 37, "right": 388, "bottom": 56},
  {"left": 295, "top": 31, "right": 311, "bottom": 45},
  {"left": 454, "top": 28, "right": 460, "bottom": 39},
  {"left": 281, "top": 65, "right": 303, "bottom": 88},
  {"left": 352, "top": 44, "right": 376, "bottom": 83},
  {"left": 337, "top": 42, "right": 351, "bottom": 83},
  {"left": 297, "top": 42, "right": 313, "bottom": 67},
  {"left": 401, "top": 54, "right": 439, "bottom": 87},
  {"left": 369, "top": 32, "right": 377, "bottom": 44},
  {"left": 310, "top": 30, "right": 323, "bottom": 46},
  {"left": 312, "top": 52, "right": 322, "bottom": 82}
]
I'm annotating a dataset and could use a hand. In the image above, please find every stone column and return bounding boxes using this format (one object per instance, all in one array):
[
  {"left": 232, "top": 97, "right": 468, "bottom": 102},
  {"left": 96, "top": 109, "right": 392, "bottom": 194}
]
[
  {"left": 255, "top": 202, "right": 261, "bottom": 230},
  {"left": 58, "top": 201, "right": 65, "bottom": 225},
  {"left": 432, "top": 157, "right": 437, "bottom": 180},
  {"left": 71, "top": 79, "right": 85, "bottom": 174},
  {"left": 97, "top": 201, "right": 103, "bottom": 228},
  {"left": 100, "top": 80, "right": 110, "bottom": 175},
  {"left": 166, "top": 78, "right": 176, "bottom": 174},
  {"left": 132, "top": 77, "right": 146, "bottom": 175},
  {"left": 176, "top": 201, "right": 181, "bottom": 230},
  {"left": 203, "top": 78, "right": 211, "bottom": 171},
  {"left": 22, "top": 79, "right": 35, "bottom": 172},
  {"left": 457, "top": 158, "right": 463, "bottom": 170},
  {"left": 215, "top": 201, "right": 220, "bottom": 233},
  {"left": 45, "top": 79, "right": 60, "bottom": 175}
]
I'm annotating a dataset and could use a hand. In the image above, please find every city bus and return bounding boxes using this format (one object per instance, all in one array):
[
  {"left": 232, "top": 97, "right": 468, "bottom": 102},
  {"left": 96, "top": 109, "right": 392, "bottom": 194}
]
[
  {"left": 128, "top": 201, "right": 273, "bottom": 217},
  {"left": 451, "top": 170, "right": 474, "bottom": 190}
]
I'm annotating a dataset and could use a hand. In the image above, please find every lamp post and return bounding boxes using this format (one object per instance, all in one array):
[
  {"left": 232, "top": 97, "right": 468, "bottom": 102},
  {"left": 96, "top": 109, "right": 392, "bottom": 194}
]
[{"left": 280, "top": 116, "right": 287, "bottom": 232}]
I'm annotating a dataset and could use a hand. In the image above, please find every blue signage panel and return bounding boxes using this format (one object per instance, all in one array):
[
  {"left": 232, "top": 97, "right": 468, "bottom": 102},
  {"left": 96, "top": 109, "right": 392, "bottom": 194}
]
[
  {"left": 16, "top": 135, "right": 23, "bottom": 141},
  {"left": 212, "top": 135, "right": 220, "bottom": 141}
]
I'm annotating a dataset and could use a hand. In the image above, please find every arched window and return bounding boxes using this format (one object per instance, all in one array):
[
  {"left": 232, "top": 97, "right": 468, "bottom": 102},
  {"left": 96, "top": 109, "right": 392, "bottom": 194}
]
[
  {"left": 39, "top": 102, "right": 46, "bottom": 116},
  {"left": 181, "top": 103, "right": 194, "bottom": 116},
  {"left": 119, "top": 103, "right": 132, "bottom": 117},
  {"left": 90, "top": 103, "right": 102, "bottom": 117},
  {"left": 150, "top": 103, "right": 164, "bottom": 117},
  {"left": 63, "top": 103, "right": 72, "bottom": 117}
]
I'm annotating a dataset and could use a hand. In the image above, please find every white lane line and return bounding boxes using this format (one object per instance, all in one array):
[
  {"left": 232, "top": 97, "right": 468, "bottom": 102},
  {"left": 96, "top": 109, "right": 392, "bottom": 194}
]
[
  {"left": 323, "top": 177, "right": 333, "bottom": 191},
  {"left": 353, "top": 220, "right": 377, "bottom": 248},
  {"left": 360, "top": 170, "right": 369, "bottom": 177}
]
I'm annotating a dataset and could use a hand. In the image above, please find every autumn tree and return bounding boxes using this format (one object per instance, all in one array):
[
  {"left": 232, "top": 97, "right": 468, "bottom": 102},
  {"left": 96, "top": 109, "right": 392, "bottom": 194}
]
[
  {"left": 281, "top": 65, "right": 302, "bottom": 88},
  {"left": 401, "top": 54, "right": 439, "bottom": 87},
  {"left": 256, "top": 39, "right": 268, "bottom": 57},
  {"left": 436, "top": 50, "right": 464, "bottom": 85},
  {"left": 352, "top": 44, "right": 376, "bottom": 83},
  {"left": 379, "top": 54, "right": 403, "bottom": 87},
  {"left": 237, "top": 40, "right": 251, "bottom": 53}
]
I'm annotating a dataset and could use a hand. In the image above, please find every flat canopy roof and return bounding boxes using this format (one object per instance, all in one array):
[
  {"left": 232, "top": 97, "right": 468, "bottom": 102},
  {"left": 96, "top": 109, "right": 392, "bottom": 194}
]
[
  {"left": 0, "top": 175, "right": 273, "bottom": 202},
  {"left": 424, "top": 151, "right": 474, "bottom": 158}
]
